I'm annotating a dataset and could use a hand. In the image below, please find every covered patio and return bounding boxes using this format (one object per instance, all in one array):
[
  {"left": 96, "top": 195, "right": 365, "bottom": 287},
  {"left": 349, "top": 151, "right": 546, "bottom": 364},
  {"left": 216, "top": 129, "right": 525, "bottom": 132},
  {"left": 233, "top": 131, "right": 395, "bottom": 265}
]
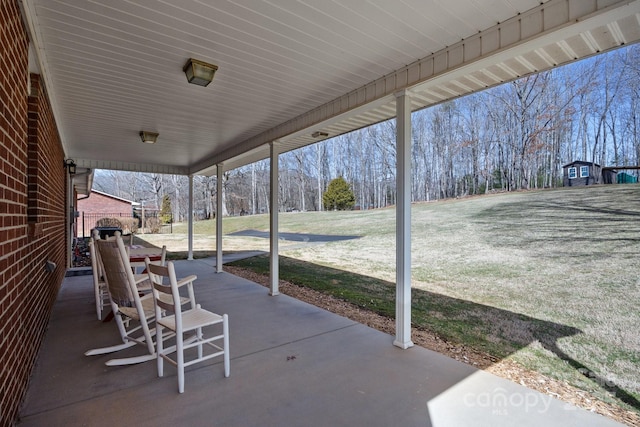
[
  {"left": 21, "top": 0, "right": 640, "bottom": 349},
  {"left": 19, "top": 257, "right": 621, "bottom": 426},
  {"left": 4, "top": 0, "right": 640, "bottom": 425}
]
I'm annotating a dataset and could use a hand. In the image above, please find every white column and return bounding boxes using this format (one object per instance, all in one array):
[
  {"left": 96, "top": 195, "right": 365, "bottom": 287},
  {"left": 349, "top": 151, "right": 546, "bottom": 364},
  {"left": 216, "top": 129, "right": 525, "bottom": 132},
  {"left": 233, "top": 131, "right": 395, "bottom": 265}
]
[
  {"left": 187, "top": 174, "right": 194, "bottom": 261},
  {"left": 67, "top": 173, "right": 74, "bottom": 268},
  {"left": 269, "top": 142, "right": 280, "bottom": 296},
  {"left": 394, "top": 90, "right": 414, "bottom": 349},
  {"left": 216, "top": 165, "right": 224, "bottom": 273}
]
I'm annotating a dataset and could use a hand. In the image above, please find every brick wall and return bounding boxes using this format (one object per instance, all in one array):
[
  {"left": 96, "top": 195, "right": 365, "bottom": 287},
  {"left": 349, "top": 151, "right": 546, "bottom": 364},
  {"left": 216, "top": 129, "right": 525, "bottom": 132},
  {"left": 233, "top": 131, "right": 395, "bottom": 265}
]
[
  {"left": 77, "top": 191, "right": 133, "bottom": 214},
  {"left": 76, "top": 192, "right": 134, "bottom": 236},
  {"left": 0, "top": 2, "right": 67, "bottom": 425}
]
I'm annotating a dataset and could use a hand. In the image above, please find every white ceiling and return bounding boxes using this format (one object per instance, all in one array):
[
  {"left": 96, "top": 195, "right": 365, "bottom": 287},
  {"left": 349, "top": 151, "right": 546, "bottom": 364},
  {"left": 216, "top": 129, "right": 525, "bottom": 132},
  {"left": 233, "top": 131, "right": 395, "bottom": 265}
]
[{"left": 20, "top": 0, "right": 640, "bottom": 177}]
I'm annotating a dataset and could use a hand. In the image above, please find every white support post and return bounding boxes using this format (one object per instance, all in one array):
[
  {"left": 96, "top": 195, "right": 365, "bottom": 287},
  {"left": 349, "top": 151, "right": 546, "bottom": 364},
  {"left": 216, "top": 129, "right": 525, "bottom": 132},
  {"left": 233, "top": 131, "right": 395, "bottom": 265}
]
[
  {"left": 187, "top": 174, "right": 194, "bottom": 260},
  {"left": 269, "top": 142, "right": 280, "bottom": 296},
  {"left": 67, "top": 173, "right": 74, "bottom": 268},
  {"left": 216, "top": 165, "right": 224, "bottom": 273},
  {"left": 394, "top": 90, "right": 414, "bottom": 349}
]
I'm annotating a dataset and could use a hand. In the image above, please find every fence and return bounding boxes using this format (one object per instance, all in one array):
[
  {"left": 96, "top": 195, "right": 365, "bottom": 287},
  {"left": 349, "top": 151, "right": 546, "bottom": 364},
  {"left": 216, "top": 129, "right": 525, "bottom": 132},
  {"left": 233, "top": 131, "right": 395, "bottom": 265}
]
[{"left": 76, "top": 211, "right": 173, "bottom": 238}]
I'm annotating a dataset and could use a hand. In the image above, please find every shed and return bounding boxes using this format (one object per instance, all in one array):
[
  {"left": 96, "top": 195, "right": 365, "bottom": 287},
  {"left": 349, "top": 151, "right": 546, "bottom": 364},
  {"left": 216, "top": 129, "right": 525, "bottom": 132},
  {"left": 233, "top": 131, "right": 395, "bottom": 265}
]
[{"left": 562, "top": 161, "right": 602, "bottom": 187}]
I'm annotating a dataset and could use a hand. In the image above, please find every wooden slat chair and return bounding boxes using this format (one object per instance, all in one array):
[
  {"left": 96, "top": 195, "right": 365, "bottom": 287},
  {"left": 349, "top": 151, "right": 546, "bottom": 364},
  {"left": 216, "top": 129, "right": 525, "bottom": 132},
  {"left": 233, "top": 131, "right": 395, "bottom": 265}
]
[
  {"left": 88, "top": 237, "right": 109, "bottom": 321},
  {"left": 92, "top": 229, "right": 154, "bottom": 296},
  {"left": 85, "top": 236, "right": 158, "bottom": 366},
  {"left": 146, "top": 259, "right": 230, "bottom": 393}
]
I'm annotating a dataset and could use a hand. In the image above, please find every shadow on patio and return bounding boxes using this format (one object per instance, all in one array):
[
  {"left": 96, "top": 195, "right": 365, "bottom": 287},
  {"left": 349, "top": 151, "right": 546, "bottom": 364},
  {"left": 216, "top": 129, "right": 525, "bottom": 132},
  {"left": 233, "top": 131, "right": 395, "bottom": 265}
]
[{"left": 18, "top": 257, "right": 622, "bottom": 426}]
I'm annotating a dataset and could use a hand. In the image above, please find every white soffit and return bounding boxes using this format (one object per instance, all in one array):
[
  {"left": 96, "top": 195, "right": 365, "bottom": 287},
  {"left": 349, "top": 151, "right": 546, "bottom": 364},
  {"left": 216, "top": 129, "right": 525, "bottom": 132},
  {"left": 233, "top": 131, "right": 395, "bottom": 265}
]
[
  {"left": 19, "top": 0, "right": 640, "bottom": 176},
  {"left": 203, "top": 0, "right": 640, "bottom": 173}
]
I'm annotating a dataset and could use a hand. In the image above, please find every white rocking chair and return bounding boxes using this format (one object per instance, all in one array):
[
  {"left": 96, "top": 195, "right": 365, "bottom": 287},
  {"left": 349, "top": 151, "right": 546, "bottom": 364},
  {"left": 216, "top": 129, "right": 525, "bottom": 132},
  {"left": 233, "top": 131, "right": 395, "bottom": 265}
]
[
  {"left": 85, "top": 236, "right": 157, "bottom": 366},
  {"left": 88, "top": 238, "right": 109, "bottom": 321}
]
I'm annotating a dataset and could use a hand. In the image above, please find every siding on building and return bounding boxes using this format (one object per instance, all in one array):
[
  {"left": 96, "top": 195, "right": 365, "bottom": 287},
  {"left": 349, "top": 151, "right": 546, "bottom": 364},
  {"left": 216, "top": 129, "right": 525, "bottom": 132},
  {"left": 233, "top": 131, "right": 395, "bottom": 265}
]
[{"left": 0, "top": 3, "right": 68, "bottom": 425}]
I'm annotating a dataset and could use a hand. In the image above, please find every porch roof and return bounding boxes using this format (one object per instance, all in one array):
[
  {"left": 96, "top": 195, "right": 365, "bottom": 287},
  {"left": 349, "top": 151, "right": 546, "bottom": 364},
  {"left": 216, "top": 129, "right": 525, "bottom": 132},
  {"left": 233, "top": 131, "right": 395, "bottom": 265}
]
[{"left": 20, "top": 0, "right": 640, "bottom": 176}]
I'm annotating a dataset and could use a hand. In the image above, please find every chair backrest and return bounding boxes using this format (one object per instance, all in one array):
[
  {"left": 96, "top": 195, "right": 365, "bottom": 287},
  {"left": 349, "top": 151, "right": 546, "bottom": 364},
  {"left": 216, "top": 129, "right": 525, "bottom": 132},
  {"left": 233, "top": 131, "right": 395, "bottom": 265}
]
[
  {"left": 96, "top": 236, "right": 137, "bottom": 307},
  {"left": 89, "top": 238, "right": 102, "bottom": 284},
  {"left": 98, "top": 234, "right": 156, "bottom": 354},
  {"left": 92, "top": 229, "right": 122, "bottom": 241},
  {"left": 146, "top": 261, "right": 183, "bottom": 324},
  {"left": 89, "top": 230, "right": 111, "bottom": 275},
  {"left": 105, "top": 230, "right": 122, "bottom": 241},
  {"left": 89, "top": 236, "right": 107, "bottom": 320},
  {"left": 160, "top": 245, "right": 167, "bottom": 265}
]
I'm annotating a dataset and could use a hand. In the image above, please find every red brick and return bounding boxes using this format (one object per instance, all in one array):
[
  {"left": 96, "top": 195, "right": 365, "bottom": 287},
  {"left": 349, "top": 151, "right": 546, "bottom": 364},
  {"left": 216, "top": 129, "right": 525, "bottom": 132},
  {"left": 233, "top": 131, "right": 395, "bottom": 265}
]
[{"left": 0, "top": 3, "right": 67, "bottom": 426}]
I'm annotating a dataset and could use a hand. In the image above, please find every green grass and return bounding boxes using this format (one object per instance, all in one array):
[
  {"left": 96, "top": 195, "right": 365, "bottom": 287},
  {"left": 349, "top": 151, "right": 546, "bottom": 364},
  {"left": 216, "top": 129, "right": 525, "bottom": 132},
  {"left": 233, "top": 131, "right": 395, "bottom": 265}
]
[{"left": 147, "top": 184, "right": 640, "bottom": 413}]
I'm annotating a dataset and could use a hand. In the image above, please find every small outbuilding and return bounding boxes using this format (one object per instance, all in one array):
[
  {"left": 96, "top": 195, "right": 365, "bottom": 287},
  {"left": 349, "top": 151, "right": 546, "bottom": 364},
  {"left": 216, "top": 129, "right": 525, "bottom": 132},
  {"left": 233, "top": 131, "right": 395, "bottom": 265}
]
[
  {"left": 563, "top": 161, "right": 640, "bottom": 186},
  {"left": 562, "top": 161, "right": 604, "bottom": 186}
]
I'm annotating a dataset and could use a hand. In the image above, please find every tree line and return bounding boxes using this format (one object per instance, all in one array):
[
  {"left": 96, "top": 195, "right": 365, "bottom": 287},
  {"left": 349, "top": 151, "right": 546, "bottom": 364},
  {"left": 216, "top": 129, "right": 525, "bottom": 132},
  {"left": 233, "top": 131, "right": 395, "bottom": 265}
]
[{"left": 94, "top": 44, "right": 640, "bottom": 221}]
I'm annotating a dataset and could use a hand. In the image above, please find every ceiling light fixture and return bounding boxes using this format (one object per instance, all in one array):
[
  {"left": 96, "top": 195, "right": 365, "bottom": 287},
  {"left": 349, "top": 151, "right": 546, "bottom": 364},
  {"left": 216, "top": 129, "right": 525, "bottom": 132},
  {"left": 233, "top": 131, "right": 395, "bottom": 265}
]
[
  {"left": 312, "top": 131, "right": 329, "bottom": 138},
  {"left": 139, "top": 131, "right": 159, "bottom": 144},
  {"left": 183, "top": 58, "right": 218, "bottom": 87}
]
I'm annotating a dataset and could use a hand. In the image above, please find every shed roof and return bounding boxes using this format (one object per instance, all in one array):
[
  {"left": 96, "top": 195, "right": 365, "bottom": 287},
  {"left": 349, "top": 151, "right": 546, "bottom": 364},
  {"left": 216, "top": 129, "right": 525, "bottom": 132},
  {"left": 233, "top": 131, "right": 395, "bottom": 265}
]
[{"left": 562, "top": 161, "right": 602, "bottom": 168}]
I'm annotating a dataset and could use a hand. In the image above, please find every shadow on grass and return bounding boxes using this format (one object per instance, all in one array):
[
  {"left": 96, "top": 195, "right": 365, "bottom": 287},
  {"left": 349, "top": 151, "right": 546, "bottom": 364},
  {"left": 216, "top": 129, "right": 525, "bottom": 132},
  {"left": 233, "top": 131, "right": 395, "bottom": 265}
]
[
  {"left": 227, "top": 229, "right": 361, "bottom": 243},
  {"left": 471, "top": 190, "right": 640, "bottom": 409},
  {"left": 475, "top": 188, "right": 640, "bottom": 255},
  {"left": 229, "top": 253, "right": 639, "bottom": 411}
]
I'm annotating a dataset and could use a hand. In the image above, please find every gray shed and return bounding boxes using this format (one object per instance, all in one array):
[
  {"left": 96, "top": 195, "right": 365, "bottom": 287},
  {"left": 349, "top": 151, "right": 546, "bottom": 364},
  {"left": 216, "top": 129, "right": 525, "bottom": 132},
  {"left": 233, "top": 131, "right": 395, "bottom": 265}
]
[{"left": 562, "top": 161, "right": 603, "bottom": 186}]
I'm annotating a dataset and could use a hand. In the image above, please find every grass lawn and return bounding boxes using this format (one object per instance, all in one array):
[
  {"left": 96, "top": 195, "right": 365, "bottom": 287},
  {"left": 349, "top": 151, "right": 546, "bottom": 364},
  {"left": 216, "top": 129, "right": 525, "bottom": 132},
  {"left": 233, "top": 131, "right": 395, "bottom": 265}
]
[{"left": 141, "top": 184, "right": 640, "bottom": 414}]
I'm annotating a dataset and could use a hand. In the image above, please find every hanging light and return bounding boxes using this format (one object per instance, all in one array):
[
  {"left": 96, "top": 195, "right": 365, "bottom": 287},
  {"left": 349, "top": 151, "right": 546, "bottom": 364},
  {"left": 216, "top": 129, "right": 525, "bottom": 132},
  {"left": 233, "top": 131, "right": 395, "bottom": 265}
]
[
  {"left": 183, "top": 58, "right": 218, "bottom": 87},
  {"left": 312, "top": 131, "right": 329, "bottom": 138},
  {"left": 139, "top": 131, "right": 159, "bottom": 144}
]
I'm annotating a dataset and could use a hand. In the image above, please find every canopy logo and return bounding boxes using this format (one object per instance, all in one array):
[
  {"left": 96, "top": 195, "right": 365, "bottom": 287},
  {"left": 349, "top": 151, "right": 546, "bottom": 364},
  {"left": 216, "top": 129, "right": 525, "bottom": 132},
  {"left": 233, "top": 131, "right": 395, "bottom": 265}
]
[{"left": 462, "top": 387, "right": 555, "bottom": 416}]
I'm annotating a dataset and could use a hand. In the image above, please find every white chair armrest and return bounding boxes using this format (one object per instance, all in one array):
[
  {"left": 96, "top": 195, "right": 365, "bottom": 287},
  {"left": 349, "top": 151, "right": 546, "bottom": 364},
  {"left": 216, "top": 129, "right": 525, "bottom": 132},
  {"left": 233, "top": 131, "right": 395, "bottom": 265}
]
[
  {"left": 176, "top": 275, "right": 197, "bottom": 288},
  {"left": 134, "top": 274, "right": 149, "bottom": 284}
]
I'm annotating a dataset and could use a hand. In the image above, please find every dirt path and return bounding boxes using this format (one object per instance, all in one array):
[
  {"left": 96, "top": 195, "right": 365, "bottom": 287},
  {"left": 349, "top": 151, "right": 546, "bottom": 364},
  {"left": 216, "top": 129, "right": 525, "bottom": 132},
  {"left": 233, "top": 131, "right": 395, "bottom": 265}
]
[{"left": 225, "top": 265, "right": 639, "bottom": 427}]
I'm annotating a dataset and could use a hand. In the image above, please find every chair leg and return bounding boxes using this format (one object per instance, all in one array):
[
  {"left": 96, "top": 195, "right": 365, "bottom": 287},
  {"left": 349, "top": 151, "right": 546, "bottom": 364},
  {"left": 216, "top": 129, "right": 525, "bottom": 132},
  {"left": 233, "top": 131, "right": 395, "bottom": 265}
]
[
  {"left": 223, "top": 314, "right": 230, "bottom": 378},
  {"left": 95, "top": 294, "right": 102, "bottom": 321},
  {"left": 197, "top": 326, "right": 203, "bottom": 359},
  {"left": 157, "top": 324, "right": 164, "bottom": 378},
  {"left": 177, "top": 331, "right": 185, "bottom": 393},
  {"left": 93, "top": 287, "right": 102, "bottom": 320},
  {"left": 95, "top": 285, "right": 107, "bottom": 321}
]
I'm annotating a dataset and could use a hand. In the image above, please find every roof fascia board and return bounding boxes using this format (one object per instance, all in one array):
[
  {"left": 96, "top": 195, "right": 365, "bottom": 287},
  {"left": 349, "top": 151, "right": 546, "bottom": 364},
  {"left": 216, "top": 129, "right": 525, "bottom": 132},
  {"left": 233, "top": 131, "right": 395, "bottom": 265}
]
[
  {"left": 75, "top": 158, "right": 189, "bottom": 175},
  {"left": 412, "top": 0, "right": 640, "bottom": 94}
]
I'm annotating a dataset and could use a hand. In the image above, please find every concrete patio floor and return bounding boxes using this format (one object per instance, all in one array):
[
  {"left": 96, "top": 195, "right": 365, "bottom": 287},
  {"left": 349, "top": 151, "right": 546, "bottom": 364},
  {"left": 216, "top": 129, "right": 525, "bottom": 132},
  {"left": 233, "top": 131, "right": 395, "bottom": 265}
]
[{"left": 18, "top": 257, "right": 622, "bottom": 427}]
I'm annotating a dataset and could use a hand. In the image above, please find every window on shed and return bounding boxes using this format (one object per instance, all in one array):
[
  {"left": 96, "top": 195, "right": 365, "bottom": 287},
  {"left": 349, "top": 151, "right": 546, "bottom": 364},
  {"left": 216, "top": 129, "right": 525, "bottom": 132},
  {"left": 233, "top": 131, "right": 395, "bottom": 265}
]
[
  {"left": 568, "top": 167, "right": 577, "bottom": 179},
  {"left": 580, "top": 166, "right": 589, "bottom": 178}
]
